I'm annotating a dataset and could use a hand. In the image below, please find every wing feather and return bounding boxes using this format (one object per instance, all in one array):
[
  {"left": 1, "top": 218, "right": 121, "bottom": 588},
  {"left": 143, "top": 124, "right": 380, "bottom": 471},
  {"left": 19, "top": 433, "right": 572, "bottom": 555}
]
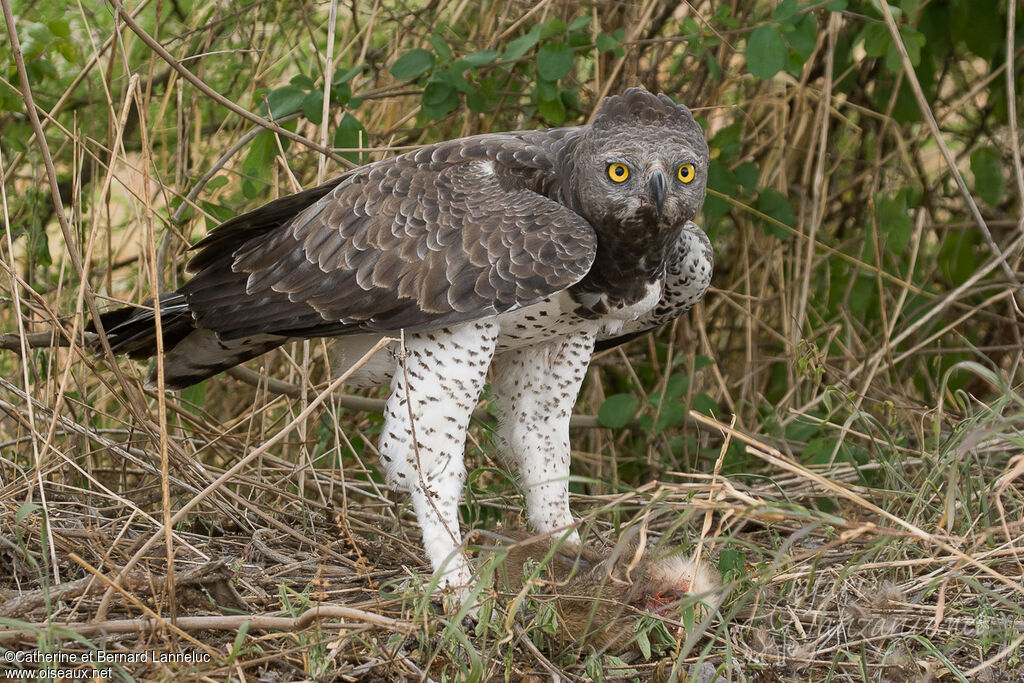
[{"left": 181, "top": 129, "right": 595, "bottom": 339}]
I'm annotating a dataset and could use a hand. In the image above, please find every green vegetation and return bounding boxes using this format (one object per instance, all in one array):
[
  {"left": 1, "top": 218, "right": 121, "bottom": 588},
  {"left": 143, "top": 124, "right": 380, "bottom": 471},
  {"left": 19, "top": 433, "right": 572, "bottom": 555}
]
[{"left": 1, "top": 0, "right": 1022, "bottom": 680}]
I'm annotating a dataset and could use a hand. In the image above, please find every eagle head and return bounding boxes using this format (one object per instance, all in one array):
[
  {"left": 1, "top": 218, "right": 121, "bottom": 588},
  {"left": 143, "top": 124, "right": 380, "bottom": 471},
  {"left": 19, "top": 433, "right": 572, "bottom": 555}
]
[{"left": 566, "top": 87, "right": 709, "bottom": 234}]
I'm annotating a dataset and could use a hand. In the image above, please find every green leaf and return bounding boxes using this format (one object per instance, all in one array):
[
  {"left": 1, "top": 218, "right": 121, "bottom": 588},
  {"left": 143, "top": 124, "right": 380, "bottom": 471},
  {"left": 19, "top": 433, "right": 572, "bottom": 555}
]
[
  {"left": 788, "top": 13, "right": 818, "bottom": 61},
  {"left": 537, "top": 95, "right": 566, "bottom": 124},
  {"left": 242, "top": 130, "right": 276, "bottom": 198},
  {"left": 56, "top": 40, "right": 77, "bottom": 62},
  {"left": 536, "top": 78, "right": 559, "bottom": 101},
  {"left": 567, "top": 31, "right": 591, "bottom": 48},
  {"left": 290, "top": 73, "right": 315, "bottom": 90},
  {"left": 718, "top": 549, "right": 746, "bottom": 578},
  {"left": 536, "top": 42, "right": 573, "bottom": 81},
  {"left": 180, "top": 381, "right": 208, "bottom": 414},
  {"left": 654, "top": 400, "right": 687, "bottom": 433},
  {"left": 15, "top": 502, "right": 40, "bottom": 527},
  {"left": 26, "top": 59, "right": 57, "bottom": 84},
  {"left": 772, "top": 0, "right": 799, "bottom": 22},
  {"left": 785, "top": 46, "right": 807, "bottom": 78},
  {"left": 692, "top": 393, "right": 718, "bottom": 417},
  {"left": 461, "top": 50, "right": 500, "bottom": 67},
  {"left": 861, "top": 23, "right": 889, "bottom": 58},
  {"left": 848, "top": 271, "right": 876, "bottom": 318},
  {"left": 333, "top": 113, "right": 367, "bottom": 165},
  {"left": 47, "top": 19, "right": 70, "bottom": 39},
  {"left": 444, "top": 69, "right": 474, "bottom": 94},
  {"left": 423, "top": 79, "right": 454, "bottom": 106},
  {"left": 939, "top": 229, "right": 981, "bottom": 286},
  {"left": 504, "top": 25, "right": 543, "bottom": 60},
  {"left": 971, "top": 146, "right": 1005, "bottom": 206},
  {"left": 710, "top": 122, "right": 742, "bottom": 159},
  {"left": 664, "top": 373, "right": 690, "bottom": 400},
  {"left": 694, "top": 354, "right": 715, "bottom": 371},
  {"left": 595, "top": 32, "right": 619, "bottom": 52},
  {"left": 568, "top": 16, "right": 592, "bottom": 32},
  {"left": 952, "top": 0, "right": 1002, "bottom": 58},
  {"left": 635, "top": 628, "right": 651, "bottom": 659},
  {"left": 429, "top": 35, "right": 453, "bottom": 62},
  {"left": 901, "top": 28, "right": 924, "bottom": 67},
  {"left": 804, "top": 437, "right": 840, "bottom": 464},
  {"left": 390, "top": 49, "right": 435, "bottom": 79},
  {"left": 466, "top": 90, "right": 486, "bottom": 112},
  {"left": 786, "top": 415, "right": 822, "bottom": 442},
  {"left": 301, "top": 90, "right": 324, "bottom": 124},
  {"left": 25, "top": 21, "right": 50, "bottom": 44},
  {"left": 225, "top": 620, "right": 251, "bottom": 665},
  {"left": 702, "top": 163, "right": 735, "bottom": 228},
  {"left": 332, "top": 64, "right": 362, "bottom": 87},
  {"left": 890, "top": 79, "right": 920, "bottom": 123},
  {"left": 733, "top": 161, "right": 759, "bottom": 191},
  {"left": 598, "top": 394, "right": 639, "bottom": 429},
  {"left": 421, "top": 77, "right": 459, "bottom": 119},
  {"left": 884, "top": 27, "right": 924, "bottom": 72},
  {"left": 876, "top": 192, "right": 912, "bottom": 254},
  {"left": 541, "top": 17, "right": 567, "bottom": 40},
  {"left": 200, "top": 201, "right": 236, "bottom": 228},
  {"left": 27, "top": 219, "right": 52, "bottom": 268},
  {"left": 756, "top": 188, "right": 795, "bottom": 240},
  {"left": 562, "top": 86, "right": 580, "bottom": 110},
  {"left": 330, "top": 82, "right": 352, "bottom": 106},
  {"left": 206, "top": 175, "right": 229, "bottom": 191},
  {"left": 266, "top": 85, "right": 306, "bottom": 118},
  {"left": 746, "top": 24, "right": 787, "bottom": 80}
]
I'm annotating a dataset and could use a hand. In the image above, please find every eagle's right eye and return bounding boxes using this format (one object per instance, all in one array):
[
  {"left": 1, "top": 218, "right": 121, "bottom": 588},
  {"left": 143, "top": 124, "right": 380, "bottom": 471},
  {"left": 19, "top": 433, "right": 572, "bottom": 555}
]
[{"left": 607, "top": 163, "right": 630, "bottom": 182}]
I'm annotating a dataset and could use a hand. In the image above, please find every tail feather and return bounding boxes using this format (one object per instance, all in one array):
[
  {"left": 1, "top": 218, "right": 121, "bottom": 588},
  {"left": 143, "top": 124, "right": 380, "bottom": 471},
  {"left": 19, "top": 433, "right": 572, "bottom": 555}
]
[
  {"left": 89, "top": 294, "right": 193, "bottom": 359},
  {"left": 89, "top": 294, "right": 287, "bottom": 389},
  {"left": 146, "top": 329, "right": 286, "bottom": 390},
  {"left": 87, "top": 181, "right": 348, "bottom": 389}
]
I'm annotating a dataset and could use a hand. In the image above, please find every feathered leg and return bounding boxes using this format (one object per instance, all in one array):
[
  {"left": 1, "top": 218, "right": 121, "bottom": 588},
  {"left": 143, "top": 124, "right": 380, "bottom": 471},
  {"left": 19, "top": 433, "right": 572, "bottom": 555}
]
[
  {"left": 492, "top": 331, "right": 596, "bottom": 542},
  {"left": 379, "top": 320, "right": 498, "bottom": 589}
]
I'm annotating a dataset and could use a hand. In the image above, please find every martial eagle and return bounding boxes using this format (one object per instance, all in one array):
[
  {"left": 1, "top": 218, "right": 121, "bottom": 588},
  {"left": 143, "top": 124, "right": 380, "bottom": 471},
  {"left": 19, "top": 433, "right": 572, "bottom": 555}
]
[{"left": 93, "top": 87, "right": 712, "bottom": 593}]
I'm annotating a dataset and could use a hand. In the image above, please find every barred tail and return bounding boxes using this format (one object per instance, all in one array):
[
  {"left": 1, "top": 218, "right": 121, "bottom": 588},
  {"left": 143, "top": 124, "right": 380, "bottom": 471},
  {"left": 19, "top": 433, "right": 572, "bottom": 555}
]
[
  {"left": 90, "top": 293, "right": 286, "bottom": 390},
  {"left": 91, "top": 293, "right": 194, "bottom": 359}
]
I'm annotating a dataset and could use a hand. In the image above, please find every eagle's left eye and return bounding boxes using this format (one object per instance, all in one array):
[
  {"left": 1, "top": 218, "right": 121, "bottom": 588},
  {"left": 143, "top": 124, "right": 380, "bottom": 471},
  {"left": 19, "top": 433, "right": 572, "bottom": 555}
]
[
  {"left": 677, "top": 163, "right": 696, "bottom": 183},
  {"left": 608, "top": 163, "right": 630, "bottom": 182}
]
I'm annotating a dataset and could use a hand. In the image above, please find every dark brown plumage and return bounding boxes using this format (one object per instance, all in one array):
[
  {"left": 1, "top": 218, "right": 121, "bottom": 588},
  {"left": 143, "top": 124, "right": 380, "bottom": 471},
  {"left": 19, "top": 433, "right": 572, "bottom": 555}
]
[{"left": 185, "top": 129, "right": 598, "bottom": 340}]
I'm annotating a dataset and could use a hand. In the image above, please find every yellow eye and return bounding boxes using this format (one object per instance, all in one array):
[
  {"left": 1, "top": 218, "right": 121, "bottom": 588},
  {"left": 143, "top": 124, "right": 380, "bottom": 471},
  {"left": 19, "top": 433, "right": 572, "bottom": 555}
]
[
  {"left": 608, "top": 163, "right": 630, "bottom": 182},
  {"left": 677, "top": 163, "right": 696, "bottom": 183}
]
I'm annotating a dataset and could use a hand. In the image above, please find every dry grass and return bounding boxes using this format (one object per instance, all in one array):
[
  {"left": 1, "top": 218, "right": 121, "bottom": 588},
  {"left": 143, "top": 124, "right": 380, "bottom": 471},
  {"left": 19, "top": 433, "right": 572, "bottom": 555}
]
[{"left": 1, "top": 0, "right": 1023, "bottom": 680}]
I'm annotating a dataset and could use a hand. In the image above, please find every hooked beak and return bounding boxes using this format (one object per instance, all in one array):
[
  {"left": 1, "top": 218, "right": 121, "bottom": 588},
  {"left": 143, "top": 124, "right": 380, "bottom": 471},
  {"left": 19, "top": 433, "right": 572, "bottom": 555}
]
[{"left": 647, "top": 169, "right": 667, "bottom": 217}]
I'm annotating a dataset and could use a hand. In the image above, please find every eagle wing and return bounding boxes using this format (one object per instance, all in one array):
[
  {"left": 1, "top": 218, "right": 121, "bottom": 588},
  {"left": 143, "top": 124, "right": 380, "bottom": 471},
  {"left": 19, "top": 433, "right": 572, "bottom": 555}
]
[{"left": 180, "top": 130, "right": 596, "bottom": 341}]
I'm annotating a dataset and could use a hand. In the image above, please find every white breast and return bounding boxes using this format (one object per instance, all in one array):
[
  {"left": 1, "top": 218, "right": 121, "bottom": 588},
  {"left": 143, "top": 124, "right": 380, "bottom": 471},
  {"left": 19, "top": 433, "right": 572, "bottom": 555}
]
[{"left": 494, "top": 291, "right": 599, "bottom": 351}]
